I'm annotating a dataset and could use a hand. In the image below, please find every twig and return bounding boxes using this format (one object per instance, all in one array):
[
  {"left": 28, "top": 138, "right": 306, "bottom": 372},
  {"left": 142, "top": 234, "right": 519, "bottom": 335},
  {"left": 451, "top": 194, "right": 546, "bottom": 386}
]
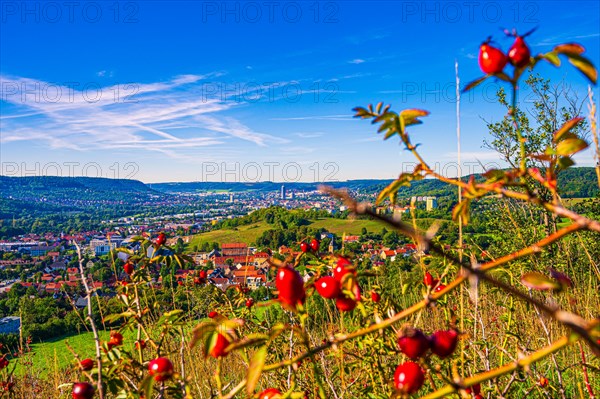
[{"left": 74, "top": 242, "right": 104, "bottom": 399}]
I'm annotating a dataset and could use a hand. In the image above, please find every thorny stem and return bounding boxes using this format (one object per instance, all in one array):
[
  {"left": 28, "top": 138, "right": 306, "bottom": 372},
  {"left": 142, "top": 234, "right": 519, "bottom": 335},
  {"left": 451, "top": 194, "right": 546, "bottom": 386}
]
[
  {"left": 578, "top": 341, "right": 596, "bottom": 399},
  {"left": 320, "top": 188, "right": 600, "bottom": 352}
]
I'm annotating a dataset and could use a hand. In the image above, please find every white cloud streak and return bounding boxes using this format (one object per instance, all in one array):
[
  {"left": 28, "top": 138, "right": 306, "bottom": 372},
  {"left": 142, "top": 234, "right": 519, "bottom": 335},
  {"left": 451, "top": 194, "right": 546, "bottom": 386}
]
[{"left": 0, "top": 73, "right": 281, "bottom": 159}]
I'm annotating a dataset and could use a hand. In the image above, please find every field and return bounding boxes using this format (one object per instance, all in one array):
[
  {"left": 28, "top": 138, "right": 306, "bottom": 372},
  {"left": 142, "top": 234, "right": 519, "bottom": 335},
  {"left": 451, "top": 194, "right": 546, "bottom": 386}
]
[
  {"left": 13, "top": 331, "right": 112, "bottom": 378},
  {"left": 185, "top": 218, "right": 393, "bottom": 250}
]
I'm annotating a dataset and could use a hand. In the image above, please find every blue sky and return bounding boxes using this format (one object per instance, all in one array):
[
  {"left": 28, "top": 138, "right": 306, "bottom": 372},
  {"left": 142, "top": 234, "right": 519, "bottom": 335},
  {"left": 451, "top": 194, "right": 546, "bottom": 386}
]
[{"left": 1, "top": 1, "right": 599, "bottom": 183}]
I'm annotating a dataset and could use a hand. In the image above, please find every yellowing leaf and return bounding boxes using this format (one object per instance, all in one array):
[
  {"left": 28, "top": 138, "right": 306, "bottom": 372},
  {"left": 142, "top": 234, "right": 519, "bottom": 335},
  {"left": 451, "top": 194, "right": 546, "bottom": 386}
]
[
  {"left": 553, "top": 117, "right": 584, "bottom": 142},
  {"left": 556, "top": 138, "right": 588, "bottom": 156},
  {"left": 521, "top": 272, "right": 561, "bottom": 291},
  {"left": 567, "top": 54, "right": 598, "bottom": 84},
  {"left": 246, "top": 346, "right": 268, "bottom": 395},
  {"left": 400, "top": 109, "right": 429, "bottom": 119}
]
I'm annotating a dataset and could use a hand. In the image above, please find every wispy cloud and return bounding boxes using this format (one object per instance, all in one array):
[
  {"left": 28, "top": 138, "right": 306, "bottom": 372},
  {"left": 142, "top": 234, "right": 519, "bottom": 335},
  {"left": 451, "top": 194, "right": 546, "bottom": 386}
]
[
  {"left": 348, "top": 58, "right": 365, "bottom": 64},
  {"left": 269, "top": 115, "right": 354, "bottom": 121},
  {"left": 0, "top": 73, "right": 282, "bottom": 159}
]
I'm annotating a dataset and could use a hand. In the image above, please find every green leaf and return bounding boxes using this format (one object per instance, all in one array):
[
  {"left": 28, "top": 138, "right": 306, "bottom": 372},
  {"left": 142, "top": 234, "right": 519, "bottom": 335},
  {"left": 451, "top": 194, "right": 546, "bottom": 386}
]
[
  {"left": 103, "top": 312, "right": 135, "bottom": 323},
  {"left": 520, "top": 272, "right": 561, "bottom": 291},
  {"left": 554, "top": 117, "right": 584, "bottom": 142},
  {"left": 226, "top": 335, "right": 267, "bottom": 353},
  {"left": 556, "top": 138, "right": 588, "bottom": 156},
  {"left": 567, "top": 54, "right": 598, "bottom": 84},
  {"left": 376, "top": 172, "right": 423, "bottom": 205},
  {"left": 556, "top": 156, "right": 575, "bottom": 170},
  {"left": 246, "top": 346, "right": 268, "bottom": 395},
  {"left": 140, "top": 374, "right": 155, "bottom": 399},
  {"left": 462, "top": 76, "right": 488, "bottom": 92}
]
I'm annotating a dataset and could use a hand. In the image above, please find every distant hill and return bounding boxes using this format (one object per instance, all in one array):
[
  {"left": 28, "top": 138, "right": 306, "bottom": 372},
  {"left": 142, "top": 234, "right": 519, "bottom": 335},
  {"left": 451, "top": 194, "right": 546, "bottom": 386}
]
[
  {"left": 0, "top": 176, "right": 167, "bottom": 219},
  {"left": 0, "top": 176, "right": 156, "bottom": 195},
  {"left": 1, "top": 167, "right": 597, "bottom": 205},
  {"left": 150, "top": 167, "right": 599, "bottom": 198}
]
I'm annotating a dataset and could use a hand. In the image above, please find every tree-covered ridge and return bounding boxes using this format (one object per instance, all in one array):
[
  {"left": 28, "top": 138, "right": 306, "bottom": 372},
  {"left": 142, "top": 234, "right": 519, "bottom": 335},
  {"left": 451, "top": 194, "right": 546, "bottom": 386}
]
[
  {"left": 2, "top": 167, "right": 597, "bottom": 200},
  {"left": 0, "top": 176, "right": 161, "bottom": 200}
]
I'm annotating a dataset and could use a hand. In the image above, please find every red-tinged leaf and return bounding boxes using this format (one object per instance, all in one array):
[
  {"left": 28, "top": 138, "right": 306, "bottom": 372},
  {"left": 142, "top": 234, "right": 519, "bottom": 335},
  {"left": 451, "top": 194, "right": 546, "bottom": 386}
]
[
  {"left": 352, "top": 107, "right": 371, "bottom": 119},
  {"left": 553, "top": 117, "right": 584, "bottom": 142},
  {"left": 567, "top": 54, "right": 598, "bottom": 84},
  {"left": 556, "top": 138, "right": 588, "bottom": 156},
  {"left": 521, "top": 272, "right": 561, "bottom": 291},
  {"left": 528, "top": 168, "right": 545, "bottom": 184},
  {"left": 554, "top": 43, "right": 585, "bottom": 56},
  {"left": 246, "top": 346, "right": 268, "bottom": 395},
  {"left": 549, "top": 268, "right": 573, "bottom": 289},
  {"left": 495, "top": 72, "right": 513, "bottom": 82},
  {"left": 462, "top": 76, "right": 488, "bottom": 93}
]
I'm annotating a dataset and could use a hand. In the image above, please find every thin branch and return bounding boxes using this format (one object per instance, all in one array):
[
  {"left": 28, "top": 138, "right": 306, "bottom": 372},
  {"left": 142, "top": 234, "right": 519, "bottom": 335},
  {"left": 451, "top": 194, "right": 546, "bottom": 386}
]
[{"left": 74, "top": 242, "right": 104, "bottom": 399}]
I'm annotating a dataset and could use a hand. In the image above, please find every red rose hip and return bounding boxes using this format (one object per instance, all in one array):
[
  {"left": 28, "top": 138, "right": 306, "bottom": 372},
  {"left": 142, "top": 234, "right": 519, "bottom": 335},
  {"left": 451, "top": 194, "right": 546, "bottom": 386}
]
[
  {"left": 394, "top": 361, "right": 424, "bottom": 394},
  {"left": 156, "top": 232, "right": 166, "bottom": 246},
  {"left": 109, "top": 331, "right": 123, "bottom": 346},
  {"left": 123, "top": 262, "right": 134, "bottom": 275},
  {"left": 371, "top": 291, "right": 381, "bottom": 303},
  {"left": 335, "top": 296, "right": 357, "bottom": 312},
  {"left": 300, "top": 242, "right": 309, "bottom": 253},
  {"left": 430, "top": 329, "right": 458, "bottom": 358},
  {"left": 508, "top": 36, "right": 531, "bottom": 67},
  {"left": 79, "top": 358, "right": 94, "bottom": 371},
  {"left": 245, "top": 298, "right": 254, "bottom": 308},
  {"left": 478, "top": 42, "right": 507, "bottom": 74},
  {"left": 315, "top": 276, "right": 341, "bottom": 299},
  {"left": 276, "top": 266, "right": 305, "bottom": 311},
  {"left": 148, "top": 357, "right": 174, "bottom": 381},
  {"left": 310, "top": 238, "right": 320, "bottom": 252},
  {"left": 398, "top": 327, "right": 430, "bottom": 360},
  {"left": 423, "top": 272, "right": 434, "bottom": 287},
  {"left": 259, "top": 388, "right": 282, "bottom": 399},
  {"left": 333, "top": 257, "right": 355, "bottom": 282},
  {"left": 72, "top": 382, "right": 95, "bottom": 399}
]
